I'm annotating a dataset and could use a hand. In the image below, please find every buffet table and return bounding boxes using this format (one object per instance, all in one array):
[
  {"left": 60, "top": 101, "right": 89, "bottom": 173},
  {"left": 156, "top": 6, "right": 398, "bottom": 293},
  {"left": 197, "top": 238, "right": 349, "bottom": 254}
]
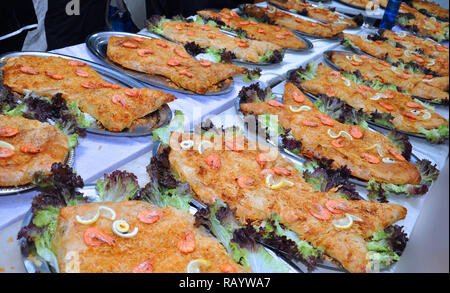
[{"left": 0, "top": 1, "right": 448, "bottom": 273}]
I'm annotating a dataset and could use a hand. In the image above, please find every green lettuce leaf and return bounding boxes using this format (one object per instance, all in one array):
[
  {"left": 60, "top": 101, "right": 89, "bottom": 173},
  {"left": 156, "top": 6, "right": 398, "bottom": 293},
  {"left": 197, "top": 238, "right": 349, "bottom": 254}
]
[{"left": 152, "top": 110, "right": 185, "bottom": 145}]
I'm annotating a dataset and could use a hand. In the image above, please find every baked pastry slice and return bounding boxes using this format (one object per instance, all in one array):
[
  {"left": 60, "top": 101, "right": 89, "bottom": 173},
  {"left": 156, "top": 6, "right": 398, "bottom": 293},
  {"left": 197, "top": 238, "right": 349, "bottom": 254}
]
[
  {"left": 242, "top": 4, "right": 349, "bottom": 38},
  {"left": 0, "top": 115, "right": 69, "bottom": 186},
  {"left": 107, "top": 35, "right": 245, "bottom": 94},
  {"left": 2, "top": 55, "right": 176, "bottom": 132},
  {"left": 197, "top": 8, "right": 308, "bottom": 49},
  {"left": 168, "top": 131, "right": 407, "bottom": 273},
  {"left": 240, "top": 82, "right": 422, "bottom": 185}
]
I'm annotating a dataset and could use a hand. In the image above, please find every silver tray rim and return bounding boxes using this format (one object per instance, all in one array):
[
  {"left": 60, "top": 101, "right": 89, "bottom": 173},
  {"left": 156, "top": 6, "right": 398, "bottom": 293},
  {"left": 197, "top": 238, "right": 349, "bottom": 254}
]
[
  {"left": 0, "top": 51, "right": 174, "bottom": 137},
  {"left": 86, "top": 31, "right": 237, "bottom": 96}
]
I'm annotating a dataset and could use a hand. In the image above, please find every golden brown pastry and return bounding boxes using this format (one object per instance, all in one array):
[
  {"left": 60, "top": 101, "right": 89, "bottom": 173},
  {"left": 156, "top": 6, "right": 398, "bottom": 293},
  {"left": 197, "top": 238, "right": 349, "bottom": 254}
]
[
  {"left": 56, "top": 201, "right": 248, "bottom": 273},
  {"left": 2, "top": 55, "right": 176, "bottom": 132},
  {"left": 107, "top": 35, "right": 245, "bottom": 94},
  {"left": 0, "top": 115, "right": 69, "bottom": 186},
  {"left": 197, "top": 8, "right": 308, "bottom": 49},
  {"left": 269, "top": 0, "right": 360, "bottom": 27},
  {"left": 240, "top": 82, "right": 422, "bottom": 185},
  {"left": 329, "top": 51, "right": 449, "bottom": 103},
  {"left": 168, "top": 131, "right": 407, "bottom": 273},
  {"left": 298, "top": 63, "right": 448, "bottom": 134},
  {"left": 242, "top": 4, "right": 349, "bottom": 38}
]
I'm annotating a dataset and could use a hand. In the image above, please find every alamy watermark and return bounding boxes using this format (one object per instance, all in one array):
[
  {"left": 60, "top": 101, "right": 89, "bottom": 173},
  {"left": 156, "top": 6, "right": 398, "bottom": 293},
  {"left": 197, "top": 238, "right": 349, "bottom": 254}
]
[{"left": 66, "top": 0, "right": 80, "bottom": 16}]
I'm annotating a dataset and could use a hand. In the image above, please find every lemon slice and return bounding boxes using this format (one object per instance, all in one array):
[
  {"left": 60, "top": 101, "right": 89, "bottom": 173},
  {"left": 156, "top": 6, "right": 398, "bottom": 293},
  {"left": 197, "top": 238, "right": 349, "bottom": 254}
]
[
  {"left": 186, "top": 259, "right": 211, "bottom": 273},
  {"left": 0, "top": 140, "right": 14, "bottom": 150},
  {"left": 265, "top": 174, "right": 284, "bottom": 190},
  {"left": 332, "top": 214, "right": 353, "bottom": 229},
  {"left": 75, "top": 209, "right": 100, "bottom": 225},
  {"left": 347, "top": 213, "right": 363, "bottom": 222},
  {"left": 98, "top": 206, "right": 116, "bottom": 221},
  {"left": 352, "top": 54, "right": 362, "bottom": 62},
  {"left": 198, "top": 141, "right": 213, "bottom": 154},
  {"left": 289, "top": 105, "right": 311, "bottom": 113}
]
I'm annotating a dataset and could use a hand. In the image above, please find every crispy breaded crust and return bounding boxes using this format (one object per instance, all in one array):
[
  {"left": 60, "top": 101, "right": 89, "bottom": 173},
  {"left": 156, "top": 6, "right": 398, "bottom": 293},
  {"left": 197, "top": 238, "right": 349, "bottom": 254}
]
[
  {"left": 2, "top": 55, "right": 176, "bottom": 131},
  {"left": 240, "top": 82, "right": 422, "bottom": 185},
  {"left": 107, "top": 36, "right": 245, "bottom": 94},
  {"left": 243, "top": 4, "right": 349, "bottom": 38},
  {"left": 0, "top": 115, "right": 69, "bottom": 186},
  {"left": 56, "top": 201, "right": 248, "bottom": 273},
  {"left": 161, "top": 21, "right": 281, "bottom": 63},
  {"left": 268, "top": 0, "right": 358, "bottom": 27},
  {"left": 168, "top": 131, "right": 407, "bottom": 273},
  {"left": 197, "top": 9, "right": 307, "bottom": 49},
  {"left": 299, "top": 64, "right": 448, "bottom": 133},
  {"left": 330, "top": 52, "right": 449, "bottom": 102},
  {"left": 343, "top": 33, "right": 449, "bottom": 77}
]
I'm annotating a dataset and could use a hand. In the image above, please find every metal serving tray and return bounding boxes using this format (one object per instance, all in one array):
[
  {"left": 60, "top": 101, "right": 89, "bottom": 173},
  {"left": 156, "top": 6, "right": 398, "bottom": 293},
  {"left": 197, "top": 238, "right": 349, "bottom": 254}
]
[
  {"left": 268, "top": 1, "right": 363, "bottom": 29},
  {"left": 86, "top": 31, "right": 235, "bottom": 96},
  {"left": 19, "top": 180, "right": 299, "bottom": 273},
  {"left": 140, "top": 23, "right": 285, "bottom": 66},
  {"left": 0, "top": 51, "right": 173, "bottom": 137},
  {"left": 234, "top": 89, "right": 422, "bottom": 190},
  {"left": 322, "top": 49, "right": 448, "bottom": 106}
]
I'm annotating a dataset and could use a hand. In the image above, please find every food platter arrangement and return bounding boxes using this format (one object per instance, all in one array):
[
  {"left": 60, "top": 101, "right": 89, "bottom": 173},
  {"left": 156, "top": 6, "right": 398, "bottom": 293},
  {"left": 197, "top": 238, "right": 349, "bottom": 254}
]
[{"left": 1, "top": 0, "right": 449, "bottom": 274}]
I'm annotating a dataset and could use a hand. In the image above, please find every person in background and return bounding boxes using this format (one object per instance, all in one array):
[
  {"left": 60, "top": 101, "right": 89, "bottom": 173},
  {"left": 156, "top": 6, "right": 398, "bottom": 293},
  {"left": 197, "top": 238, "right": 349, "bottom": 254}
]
[
  {"left": 0, "top": 1, "right": 38, "bottom": 54},
  {"left": 145, "top": 0, "right": 248, "bottom": 18},
  {"left": 45, "top": 0, "right": 108, "bottom": 50}
]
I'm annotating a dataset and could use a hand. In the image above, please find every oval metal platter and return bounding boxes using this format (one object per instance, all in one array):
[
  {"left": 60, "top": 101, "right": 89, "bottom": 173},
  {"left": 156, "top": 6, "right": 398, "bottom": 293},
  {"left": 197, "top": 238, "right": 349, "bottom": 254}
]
[
  {"left": 237, "top": 4, "right": 343, "bottom": 40},
  {"left": 218, "top": 24, "right": 314, "bottom": 53},
  {"left": 268, "top": 1, "right": 362, "bottom": 29},
  {"left": 140, "top": 26, "right": 285, "bottom": 66},
  {"left": 235, "top": 88, "right": 423, "bottom": 188},
  {"left": 285, "top": 66, "right": 442, "bottom": 140},
  {"left": 19, "top": 177, "right": 300, "bottom": 273},
  {"left": 322, "top": 49, "right": 448, "bottom": 106},
  {"left": 86, "top": 31, "right": 234, "bottom": 96},
  {"left": 0, "top": 148, "right": 75, "bottom": 196},
  {"left": 0, "top": 51, "right": 173, "bottom": 137}
]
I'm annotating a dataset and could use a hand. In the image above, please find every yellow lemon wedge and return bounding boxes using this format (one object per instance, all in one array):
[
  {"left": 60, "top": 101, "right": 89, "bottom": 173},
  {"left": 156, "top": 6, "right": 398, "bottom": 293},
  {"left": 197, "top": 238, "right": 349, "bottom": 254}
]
[
  {"left": 186, "top": 259, "right": 211, "bottom": 273},
  {"left": 352, "top": 54, "right": 362, "bottom": 63},
  {"left": 332, "top": 214, "right": 353, "bottom": 229},
  {"left": 75, "top": 209, "right": 100, "bottom": 225},
  {"left": 289, "top": 105, "right": 311, "bottom": 113},
  {"left": 98, "top": 206, "right": 116, "bottom": 221},
  {"left": 0, "top": 140, "right": 15, "bottom": 150},
  {"left": 265, "top": 174, "right": 284, "bottom": 190},
  {"left": 198, "top": 141, "right": 213, "bottom": 154}
]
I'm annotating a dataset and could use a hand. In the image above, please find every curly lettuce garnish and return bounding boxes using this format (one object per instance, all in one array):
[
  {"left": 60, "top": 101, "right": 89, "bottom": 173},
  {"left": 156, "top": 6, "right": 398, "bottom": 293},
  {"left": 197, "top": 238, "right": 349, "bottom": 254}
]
[
  {"left": 241, "top": 67, "right": 262, "bottom": 83},
  {"left": 387, "top": 130, "right": 412, "bottom": 161},
  {"left": 152, "top": 110, "right": 184, "bottom": 145},
  {"left": 18, "top": 163, "right": 86, "bottom": 272},
  {"left": 341, "top": 36, "right": 360, "bottom": 52},
  {"left": 366, "top": 225, "right": 408, "bottom": 271},
  {"left": 258, "top": 50, "right": 284, "bottom": 64},
  {"left": 367, "top": 159, "right": 439, "bottom": 202},
  {"left": 247, "top": 213, "right": 323, "bottom": 270},
  {"left": 314, "top": 94, "right": 369, "bottom": 128},
  {"left": 238, "top": 83, "right": 274, "bottom": 103},
  {"left": 146, "top": 15, "right": 167, "bottom": 35},
  {"left": 292, "top": 61, "right": 318, "bottom": 81},
  {"left": 295, "top": 159, "right": 362, "bottom": 200},
  {"left": 95, "top": 170, "right": 140, "bottom": 202},
  {"left": 194, "top": 200, "right": 291, "bottom": 272},
  {"left": 418, "top": 124, "right": 449, "bottom": 144}
]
